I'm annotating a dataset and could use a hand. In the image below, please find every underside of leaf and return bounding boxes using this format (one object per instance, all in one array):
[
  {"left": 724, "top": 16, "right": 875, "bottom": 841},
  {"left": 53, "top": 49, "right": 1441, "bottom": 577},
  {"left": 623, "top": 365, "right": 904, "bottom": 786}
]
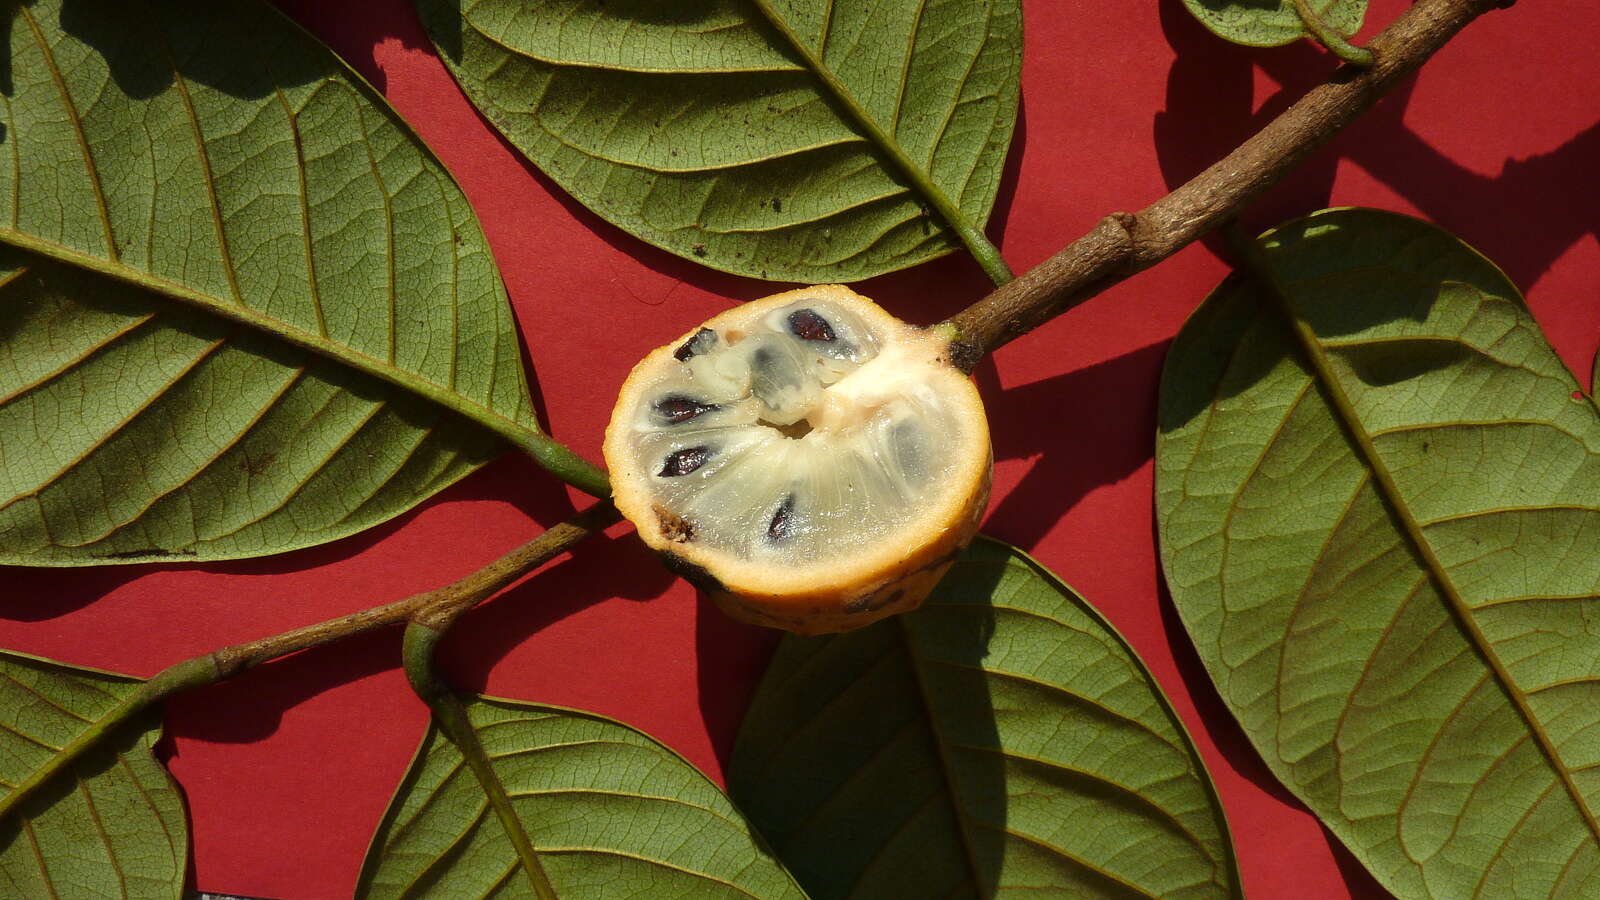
[
  {"left": 0, "top": 650, "right": 187, "bottom": 899},
  {"left": 1182, "top": 0, "right": 1367, "bottom": 48},
  {"left": 0, "top": 0, "right": 542, "bottom": 564},
  {"left": 356, "top": 695, "right": 806, "bottom": 899},
  {"left": 412, "top": 0, "right": 1021, "bottom": 282},
  {"left": 1158, "top": 208, "right": 1600, "bottom": 898},
  {"left": 730, "top": 537, "right": 1240, "bottom": 899}
]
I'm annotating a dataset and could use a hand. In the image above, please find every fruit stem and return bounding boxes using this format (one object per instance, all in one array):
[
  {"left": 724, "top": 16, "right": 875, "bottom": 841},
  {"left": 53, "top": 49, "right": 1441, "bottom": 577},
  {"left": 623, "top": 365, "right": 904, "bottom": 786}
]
[{"left": 514, "top": 432, "right": 611, "bottom": 499}]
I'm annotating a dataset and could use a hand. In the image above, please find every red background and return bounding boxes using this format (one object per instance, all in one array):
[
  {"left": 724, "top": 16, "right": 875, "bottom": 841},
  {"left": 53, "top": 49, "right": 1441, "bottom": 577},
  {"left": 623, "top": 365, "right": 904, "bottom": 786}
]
[{"left": 3, "top": 1, "right": 1596, "bottom": 897}]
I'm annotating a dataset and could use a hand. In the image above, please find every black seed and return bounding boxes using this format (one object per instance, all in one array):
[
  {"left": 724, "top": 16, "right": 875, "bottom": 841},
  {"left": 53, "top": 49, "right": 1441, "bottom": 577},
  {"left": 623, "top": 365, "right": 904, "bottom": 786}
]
[
  {"left": 787, "top": 309, "right": 835, "bottom": 342},
  {"left": 767, "top": 496, "right": 795, "bottom": 541},
  {"left": 673, "top": 327, "right": 717, "bottom": 361},
  {"left": 890, "top": 420, "right": 926, "bottom": 480},
  {"left": 659, "top": 446, "right": 711, "bottom": 477},
  {"left": 655, "top": 395, "right": 717, "bottom": 424}
]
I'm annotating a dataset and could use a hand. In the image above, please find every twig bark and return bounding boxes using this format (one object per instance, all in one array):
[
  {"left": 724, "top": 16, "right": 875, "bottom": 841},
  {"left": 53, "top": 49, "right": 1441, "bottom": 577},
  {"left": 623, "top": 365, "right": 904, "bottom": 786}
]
[
  {"left": 0, "top": 501, "right": 619, "bottom": 822},
  {"left": 210, "top": 501, "right": 621, "bottom": 678},
  {"left": 943, "top": 0, "right": 1505, "bottom": 370}
]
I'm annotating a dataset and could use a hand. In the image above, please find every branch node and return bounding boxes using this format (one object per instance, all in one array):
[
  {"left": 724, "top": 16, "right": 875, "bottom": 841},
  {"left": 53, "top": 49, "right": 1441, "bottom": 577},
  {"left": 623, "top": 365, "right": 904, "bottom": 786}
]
[{"left": 1107, "top": 211, "right": 1138, "bottom": 237}]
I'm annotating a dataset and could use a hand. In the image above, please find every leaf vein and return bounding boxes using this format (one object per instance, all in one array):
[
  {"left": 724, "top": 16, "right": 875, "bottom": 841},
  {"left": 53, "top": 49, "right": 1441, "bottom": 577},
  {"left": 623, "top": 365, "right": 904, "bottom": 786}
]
[
  {"left": 17, "top": 7, "right": 117, "bottom": 261},
  {"left": 148, "top": 9, "right": 244, "bottom": 304}
]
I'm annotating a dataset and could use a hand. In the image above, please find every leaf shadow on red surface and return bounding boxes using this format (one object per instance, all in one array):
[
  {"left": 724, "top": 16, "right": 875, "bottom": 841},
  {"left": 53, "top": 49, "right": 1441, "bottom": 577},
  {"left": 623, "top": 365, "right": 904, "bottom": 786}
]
[
  {"left": 428, "top": 531, "right": 678, "bottom": 693},
  {"left": 1154, "top": 0, "right": 1598, "bottom": 294},
  {"left": 978, "top": 340, "right": 1172, "bottom": 550},
  {"left": 1152, "top": 558, "right": 1394, "bottom": 899},
  {"left": 694, "top": 598, "right": 785, "bottom": 769},
  {"left": 158, "top": 527, "right": 670, "bottom": 750}
]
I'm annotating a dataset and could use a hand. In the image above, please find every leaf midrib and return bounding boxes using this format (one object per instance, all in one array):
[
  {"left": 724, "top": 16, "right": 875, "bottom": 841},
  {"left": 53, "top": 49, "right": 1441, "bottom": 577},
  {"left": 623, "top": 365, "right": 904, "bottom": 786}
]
[
  {"left": 0, "top": 229, "right": 542, "bottom": 459},
  {"left": 744, "top": 0, "right": 1000, "bottom": 273},
  {"left": 433, "top": 710, "right": 559, "bottom": 900},
  {"left": 1261, "top": 266, "right": 1600, "bottom": 849},
  {"left": 895, "top": 616, "right": 987, "bottom": 895}
]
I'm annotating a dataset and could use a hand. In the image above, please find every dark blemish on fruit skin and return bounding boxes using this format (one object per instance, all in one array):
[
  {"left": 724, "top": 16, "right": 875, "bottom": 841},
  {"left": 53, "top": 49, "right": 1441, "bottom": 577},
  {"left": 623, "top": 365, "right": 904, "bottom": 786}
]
[
  {"left": 844, "top": 547, "right": 967, "bottom": 614},
  {"left": 660, "top": 551, "right": 725, "bottom": 594},
  {"left": 788, "top": 309, "right": 835, "bottom": 342},
  {"left": 659, "top": 446, "right": 711, "bottom": 477},
  {"left": 653, "top": 504, "right": 694, "bottom": 543},
  {"left": 655, "top": 395, "right": 717, "bottom": 424},
  {"left": 673, "top": 328, "right": 717, "bottom": 361},
  {"left": 845, "top": 589, "right": 904, "bottom": 614},
  {"left": 767, "top": 496, "right": 795, "bottom": 540}
]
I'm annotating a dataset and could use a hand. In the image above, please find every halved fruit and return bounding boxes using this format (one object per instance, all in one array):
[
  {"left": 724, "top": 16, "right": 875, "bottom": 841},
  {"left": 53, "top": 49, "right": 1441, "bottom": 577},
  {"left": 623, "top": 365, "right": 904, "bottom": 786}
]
[{"left": 604, "top": 285, "right": 991, "bottom": 634}]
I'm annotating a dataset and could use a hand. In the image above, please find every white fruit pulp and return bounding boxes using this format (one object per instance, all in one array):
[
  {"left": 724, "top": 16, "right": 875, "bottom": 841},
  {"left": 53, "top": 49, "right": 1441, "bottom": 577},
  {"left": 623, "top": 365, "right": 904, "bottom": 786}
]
[{"left": 623, "top": 297, "right": 971, "bottom": 567}]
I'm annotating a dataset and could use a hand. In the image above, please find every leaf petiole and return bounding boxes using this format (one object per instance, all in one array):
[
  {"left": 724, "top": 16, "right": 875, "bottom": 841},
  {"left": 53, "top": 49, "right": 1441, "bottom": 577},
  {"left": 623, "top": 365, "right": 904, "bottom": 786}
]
[{"left": 1292, "top": 0, "right": 1376, "bottom": 66}]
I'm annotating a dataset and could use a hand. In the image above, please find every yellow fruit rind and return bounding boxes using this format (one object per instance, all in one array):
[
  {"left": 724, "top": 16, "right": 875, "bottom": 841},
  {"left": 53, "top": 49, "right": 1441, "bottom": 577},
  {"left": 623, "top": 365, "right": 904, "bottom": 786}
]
[{"left": 605, "top": 285, "right": 992, "bottom": 635}]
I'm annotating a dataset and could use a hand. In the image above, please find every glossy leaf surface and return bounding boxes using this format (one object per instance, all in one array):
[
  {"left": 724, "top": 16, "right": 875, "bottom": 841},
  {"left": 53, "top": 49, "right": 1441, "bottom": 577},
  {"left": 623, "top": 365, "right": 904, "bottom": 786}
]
[
  {"left": 730, "top": 536, "right": 1239, "bottom": 899},
  {"left": 412, "top": 0, "right": 1021, "bottom": 282},
  {"left": 1158, "top": 208, "right": 1600, "bottom": 898},
  {"left": 1182, "top": 0, "right": 1365, "bottom": 48},
  {"left": 356, "top": 695, "right": 806, "bottom": 898},
  {"left": 0, "top": 0, "right": 540, "bottom": 565},
  {"left": 0, "top": 650, "right": 187, "bottom": 898}
]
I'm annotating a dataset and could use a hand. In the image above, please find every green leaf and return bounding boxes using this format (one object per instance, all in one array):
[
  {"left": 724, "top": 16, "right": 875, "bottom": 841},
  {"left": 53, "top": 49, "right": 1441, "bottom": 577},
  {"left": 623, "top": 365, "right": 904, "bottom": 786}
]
[
  {"left": 412, "top": 0, "right": 1021, "bottom": 283},
  {"left": 729, "top": 536, "right": 1240, "bottom": 899},
  {"left": 1181, "top": 0, "right": 1366, "bottom": 49},
  {"left": 355, "top": 695, "right": 808, "bottom": 899},
  {"left": 0, "top": 649, "right": 188, "bottom": 899},
  {"left": 1157, "top": 207, "right": 1600, "bottom": 898},
  {"left": 0, "top": 0, "right": 589, "bottom": 566}
]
